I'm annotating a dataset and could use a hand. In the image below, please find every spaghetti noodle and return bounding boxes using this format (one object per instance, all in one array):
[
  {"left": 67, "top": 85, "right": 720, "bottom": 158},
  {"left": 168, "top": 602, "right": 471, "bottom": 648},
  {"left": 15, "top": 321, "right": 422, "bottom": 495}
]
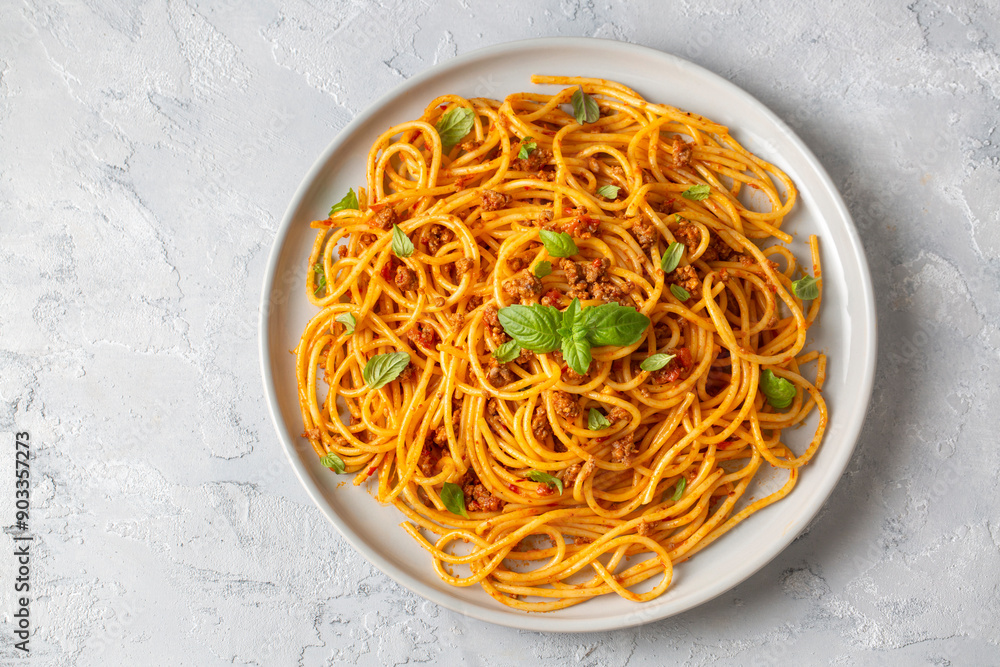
[{"left": 296, "top": 76, "right": 827, "bottom": 611}]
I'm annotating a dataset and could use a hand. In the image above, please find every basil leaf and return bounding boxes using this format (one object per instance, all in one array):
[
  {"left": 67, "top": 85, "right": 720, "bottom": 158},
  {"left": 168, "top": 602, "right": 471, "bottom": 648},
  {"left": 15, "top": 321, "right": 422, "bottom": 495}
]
[
  {"left": 539, "top": 229, "right": 578, "bottom": 257},
  {"left": 670, "top": 284, "right": 691, "bottom": 301},
  {"left": 556, "top": 298, "right": 583, "bottom": 341},
  {"left": 792, "top": 275, "right": 820, "bottom": 300},
  {"left": 335, "top": 313, "right": 356, "bottom": 334},
  {"left": 313, "top": 262, "right": 327, "bottom": 296},
  {"left": 527, "top": 470, "right": 564, "bottom": 494},
  {"left": 493, "top": 340, "right": 521, "bottom": 363},
  {"left": 682, "top": 184, "right": 711, "bottom": 201},
  {"left": 533, "top": 260, "right": 552, "bottom": 278},
  {"left": 518, "top": 138, "right": 537, "bottom": 160},
  {"left": 362, "top": 351, "right": 411, "bottom": 390},
  {"left": 640, "top": 353, "right": 675, "bottom": 372},
  {"left": 660, "top": 242, "right": 684, "bottom": 274},
  {"left": 560, "top": 332, "right": 592, "bottom": 376},
  {"left": 320, "top": 452, "right": 346, "bottom": 474},
  {"left": 440, "top": 481, "right": 468, "bottom": 517},
  {"left": 760, "top": 369, "right": 796, "bottom": 409},
  {"left": 588, "top": 408, "right": 611, "bottom": 431},
  {"left": 571, "top": 86, "right": 599, "bottom": 124},
  {"left": 435, "top": 107, "right": 475, "bottom": 151},
  {"left": 671, "top": 477, "right": 686, "bottom": 501},
  {"left": 391, "top": 224, "right": 414, "bottom": 258},
  {"left": 329, "top": 188, "right": 359, "bottom": 216},
  {"left": 596, "top": 184, "right": 620, "bottom": 199},
  {"left": 578, "top": 303, "right": 650, "bottom": 347},
  {"left": 497, "top": 304, "right": 563, "bottom": 352}
]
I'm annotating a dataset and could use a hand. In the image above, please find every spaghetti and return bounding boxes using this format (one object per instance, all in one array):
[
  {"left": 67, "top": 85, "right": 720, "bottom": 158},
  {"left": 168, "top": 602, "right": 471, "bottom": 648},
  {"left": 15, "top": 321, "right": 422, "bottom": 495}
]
[{"left": 296, "top": 76, "right": 827, "bottom": 611}]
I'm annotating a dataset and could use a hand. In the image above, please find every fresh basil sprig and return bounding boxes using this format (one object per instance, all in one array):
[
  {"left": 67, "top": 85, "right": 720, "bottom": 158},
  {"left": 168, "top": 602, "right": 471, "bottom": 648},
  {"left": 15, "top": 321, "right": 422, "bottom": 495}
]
[
  {"left": 533, "top": 260, "right": 552, "bottom": 278},
  {"left": 682, "top": 184, "right": 711, "bottom": 201},
  {"left": 313, "top": 262, "right": 327, "bottom": 296},
  {"left": 660, "top": 242, "right": 684, "bottom": 273},
  {"left": 792, "top": 275, "right": 820, "bottom": 300},
  {"left": 588, "top": 408, "right": 611, "bottom": 430},
  {"left": 497, "top": 299, "right": 650, "bottom": 375},
  {"left": 518, "top": 138, "right": 537, "bottom": 160},
  {"left": 640, "top": 353, "right": 675, "bottom": 372},
  {"left": 335, "top": 313, "right": 356, "bottom": 334},
  {"left": 440, "top": 481, "right": 468, "bottom": 517},
  {"left": 362, "top": 352, "right": 410, "bottom": 390},
  {"left": 760, "top": 369, "right": 796, "bottom": 409},
  {"left": 571, "top": 86, "right": 600, "bottom": 124},
  {"left": 329, "top": 188, "right": 359, "bottom": 216},
  {"left": 527, "top": 470, "right": 564, "bottom": 494},
  {"left": 435, "top": 107, "right": 475, "bottom": 151},
  {"left": 493, "top": 340, "right": 521, "bottom": 363},
  {"left": 539, "top": 229, "right": 578, "bottom": 257},
  {"left": 391, "top": 224, "right": 414, "bottom": 258},
  {"left": 670, "top": 284, "right": 691, "bottom": 301},
  {"left": 596, "top": 184, "right": 620, "bottom": 199},
  {"left": 320, "top": 452, "right": 346, "bottom": 474},
  {"left": 671, "top": 477, "right": 686, "bottom": 501}
]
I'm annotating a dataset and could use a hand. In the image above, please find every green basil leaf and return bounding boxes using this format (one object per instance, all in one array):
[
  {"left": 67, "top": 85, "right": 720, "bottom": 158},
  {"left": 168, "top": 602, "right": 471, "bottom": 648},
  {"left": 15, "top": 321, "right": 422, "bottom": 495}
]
[
  {"left": 518, "top": 138, "right": 537, "bottom": 160},
  {"left": 681, "top": 184, "right": 711, "bottom": 201},
  {"left": 596, "top": 184, "right": 620, "bottom": 199},
  {"left": 539, "top": 229, "right": 578, "bottom": 257},
  {"left": 362, "top": 351, "right": 411, "bottom": 390},
  {"left": 533, "top": 260, "right": 552, "bottom": 278},
  {"left": 320, "top": 452, "right": 346, "bottom": 474},
  {"left": 640, "top": 353, "right": 675, "bottom": 372},
  {"left": 556, "top": 298, "right": 583, "bottom": 341},
  {"left": 335, "top": 313, "right": 356, "bottom": 334},
  {"left": 440, "top": 481, "right": 468, "bottom": 517},
  {"left": 660, "top": 242, "right": 684, "bottom": 274},
  {"left": 527, "top": 470, "right": 564, "bottom": 494},
  {"left": 497, "top": 304, "right": 563, "bottom": 352},
  {"left": 571, "top": 86, "right": 599, "bottom": 125},
  {"left": 329, "top": 188, "right": 359, "bottom": 216},
  {"left": 391, "top": 224, "right": 414, "bottom": 258},
  {"left": 588, "top": 408, "right": 611, "bottom": 431},
  {"left": 493, "top": 340, "right": 521, "bottom": 363},
  {"left": 792, "top": 275, "right": 820, "bottom": 300},
  {"left": 578, "top": 303, "right": 650, "bottom": 347},
  {"left": 670, "top": 284, "right": 691, "bottom": 301},
  {"left": 435, "top": 107, "right": 475, "bottom": 151},
  {"left": 671, "top": 477, "right": 686, "bottom": 501},
  {"left": 560, "top": 333, "right": 592, "bottom": 376},
  {"left": 760, "top": 369, "right": 796, "bottom": 409},
  {"left": 313, "top": 262, "right": 327, "bottom": 296}
]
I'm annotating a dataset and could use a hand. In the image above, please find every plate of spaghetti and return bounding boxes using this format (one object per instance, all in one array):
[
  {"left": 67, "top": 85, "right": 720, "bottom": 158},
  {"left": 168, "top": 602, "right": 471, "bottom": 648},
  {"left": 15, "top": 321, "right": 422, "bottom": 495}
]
[{"left": 260, "top": 38, "right": 876, "bottom": 631}]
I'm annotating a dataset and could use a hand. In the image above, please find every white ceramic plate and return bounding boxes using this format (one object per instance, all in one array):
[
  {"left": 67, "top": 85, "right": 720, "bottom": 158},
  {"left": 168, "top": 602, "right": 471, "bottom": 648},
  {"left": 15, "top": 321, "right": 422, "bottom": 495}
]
[{"left": 259, "top": 37, "right": 876, "bottom": 632}]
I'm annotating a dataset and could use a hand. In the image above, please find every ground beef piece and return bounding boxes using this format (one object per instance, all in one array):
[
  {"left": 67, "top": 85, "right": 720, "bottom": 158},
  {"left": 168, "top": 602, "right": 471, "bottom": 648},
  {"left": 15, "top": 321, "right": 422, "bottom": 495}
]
[
  {"left": 671, "top": 135, "right": 692, "bottom": 169},
  {"left": 485, "top": 357, "right": 516, "bottom": 387},
  {"left": 394, "top": 265, "right": 419, "bottom": 291},
  {"left": 507, "top": 256, "right": 526, "bottom": 272},
  {"left": 531, "top": 404, "right": 552, "bottom": 440},
  {"left": 637, "top": 520, "right": 651, "bottom": 537},
  {"left": 651, "top": 347, "right": 693, "bottom": 385},
  {"left": 424, "top": 224, "right": 454, "bottom": 255},
  {"left": 669, "top": 265, "right": 700, "bottom": 296},
  {"left": 513, "top": 147, "right": 552, "bottom": 172},
  {"left": 540, "top": 288, "right": 563, "bottom": 308},
  {"left": 581, "top": 258, "right": 608, "bottom": 283},
  {"left": 397, "top": 362, "right": 417, "bottom": 382},
  {"left": 549, "top": 390, "right": 580, "bottom": 420},
  {"left": 561, "top": 457, "right": 596, "bottom": 486},
  {"left": 631, "top": 218, "right": 657, "bottom": 249},
  {"left": 455, "top": 258, "right": 473, "bottom": 274},
  {"left": 560, "top": 258, "right": 631, "bottom": 306},
  {"left": 357, "top": 232, "right": 378, "bottom": 248},
  {"left": 701, "top": 232, "right": 737, "bottom": 262},
  {"left": 608, "top": 406, "right": 630, "bottom": 425},
  {"left": 502, "top": 270, "right": 543, "bottom": 303},
  {"left": 563, "top": 214, "right": 601, "bottom": 238},
  {"left": 481, "top": 189, "right": 510, "bottom": 211},
  {"left": 372, "top": 206, "right": 398, "bottom": 230},
  {"left": 407, "top": 322, "right": 438, "bottom": 350},
  {"left": 559, "top": 258, "right": 582, "bottom": 284},
  {"left": 611, "top": 431, "right": 637, "bottom": 465},
  {"left": 481, "top": 305, "right": 509, "bottom": 343},
  {"left": 562, "top": 365, "right": 588, "bottom": 383},
  {"left": 418, "top": 441, "right": 444, "bottom": 477},
  {"left": 463, "top": 474, "right": 505, "bottom": 512},
  {"left": 673, "top": 223, "right": 702, "bottom": 256},
  {"left": 337, "top": 245, "right": 348, "bottom": 258}
]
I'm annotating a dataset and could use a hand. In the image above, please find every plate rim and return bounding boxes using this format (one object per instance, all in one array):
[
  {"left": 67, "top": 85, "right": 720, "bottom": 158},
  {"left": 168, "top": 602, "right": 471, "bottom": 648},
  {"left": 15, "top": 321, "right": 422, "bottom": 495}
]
[{"left": 258, "top": 36, "right": 877, "bottom": 633}]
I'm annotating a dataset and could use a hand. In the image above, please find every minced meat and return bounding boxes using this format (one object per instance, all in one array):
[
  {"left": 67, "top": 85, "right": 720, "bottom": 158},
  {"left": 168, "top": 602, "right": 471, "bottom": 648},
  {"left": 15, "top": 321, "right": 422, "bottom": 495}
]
[{"left": 481, "top": 189, "right": 510, "bottom": 211}]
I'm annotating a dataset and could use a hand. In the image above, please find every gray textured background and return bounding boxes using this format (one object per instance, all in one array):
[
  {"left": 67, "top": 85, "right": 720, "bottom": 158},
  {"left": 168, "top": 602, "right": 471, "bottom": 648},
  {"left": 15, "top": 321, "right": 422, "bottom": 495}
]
[{"left": 1, "top": 0, "right": 998, "bottom": 664}]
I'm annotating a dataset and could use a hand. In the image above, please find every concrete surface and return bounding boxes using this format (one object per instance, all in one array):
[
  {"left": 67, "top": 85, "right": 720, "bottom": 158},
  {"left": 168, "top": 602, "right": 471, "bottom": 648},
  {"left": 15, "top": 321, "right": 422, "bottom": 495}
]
[{"left": 0, "top": 0, "right": 998, "bottom": 664}]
